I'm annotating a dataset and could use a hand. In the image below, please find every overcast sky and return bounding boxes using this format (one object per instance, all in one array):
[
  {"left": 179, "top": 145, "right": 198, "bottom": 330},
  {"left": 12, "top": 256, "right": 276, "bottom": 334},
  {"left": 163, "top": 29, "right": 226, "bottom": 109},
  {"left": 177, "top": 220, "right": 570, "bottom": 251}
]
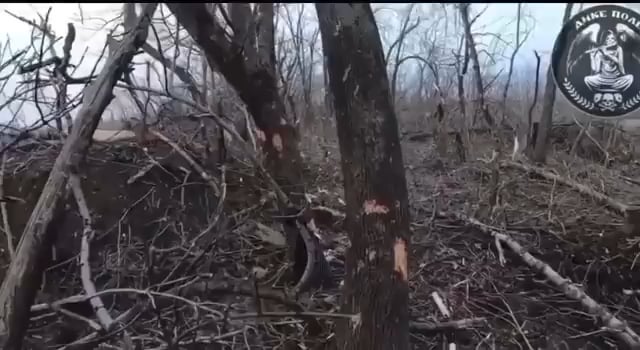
[{"left": 0, "top": 3, "right": 632, "bottom": 127}]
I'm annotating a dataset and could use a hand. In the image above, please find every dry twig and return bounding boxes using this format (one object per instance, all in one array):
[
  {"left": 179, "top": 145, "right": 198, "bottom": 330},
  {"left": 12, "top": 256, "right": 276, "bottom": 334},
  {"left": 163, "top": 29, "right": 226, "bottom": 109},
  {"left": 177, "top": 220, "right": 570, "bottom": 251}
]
[
  {"left": 68, "top": 173, "right": 115, "bottom": 331},
  {"left": 147, "top": 128, "right": 220, "bottom": 195},
  {"left": 502, "top": 160, "right": 628, "bottom": 214}
]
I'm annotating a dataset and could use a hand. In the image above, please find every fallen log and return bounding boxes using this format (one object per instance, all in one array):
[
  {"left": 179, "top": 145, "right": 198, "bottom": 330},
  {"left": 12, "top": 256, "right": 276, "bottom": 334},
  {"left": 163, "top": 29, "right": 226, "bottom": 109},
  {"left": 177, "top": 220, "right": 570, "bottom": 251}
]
[
  {"left": 448, "top": 211, "right": 640, "bottom": 349},
  {"left": 0, "top": 5, "right": 157, "bottom": 349},
  {"left": 501, "top": 160, "right": 640, "bottom": 235}
]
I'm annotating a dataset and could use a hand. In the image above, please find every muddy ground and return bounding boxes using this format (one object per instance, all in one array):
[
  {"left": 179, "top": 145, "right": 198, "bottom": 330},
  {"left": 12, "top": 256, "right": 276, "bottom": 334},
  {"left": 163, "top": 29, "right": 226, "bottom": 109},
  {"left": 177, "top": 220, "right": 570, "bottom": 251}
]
[{"left": 1, "top": 132, "right": 639, "bottom": 349}]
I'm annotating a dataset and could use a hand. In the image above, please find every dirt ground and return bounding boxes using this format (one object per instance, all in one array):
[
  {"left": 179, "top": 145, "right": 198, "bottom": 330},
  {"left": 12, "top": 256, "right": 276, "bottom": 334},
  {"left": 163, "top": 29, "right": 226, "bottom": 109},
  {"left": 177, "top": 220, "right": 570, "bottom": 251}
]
[{"left": 2, "top": 131, "right": 640, "bottom": 349}]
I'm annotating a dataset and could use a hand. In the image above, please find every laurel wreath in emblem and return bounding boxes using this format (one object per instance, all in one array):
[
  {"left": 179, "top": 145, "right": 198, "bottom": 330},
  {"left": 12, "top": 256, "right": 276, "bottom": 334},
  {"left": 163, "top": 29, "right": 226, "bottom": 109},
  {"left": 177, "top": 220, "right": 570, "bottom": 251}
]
[
  {"left": 621, "top": 92, "right": 640, "bottom": 111},
  {"left": 563, "top": 78, "right": 595, "bottom": 110}
]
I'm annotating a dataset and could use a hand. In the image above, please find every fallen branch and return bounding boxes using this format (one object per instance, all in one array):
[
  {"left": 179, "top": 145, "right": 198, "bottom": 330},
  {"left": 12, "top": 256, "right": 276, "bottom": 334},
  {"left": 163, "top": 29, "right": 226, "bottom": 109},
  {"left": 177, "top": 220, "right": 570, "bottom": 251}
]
[
  {"left": 31, "top": 277, "right": 324, "bottom": 333},
  {"left": 504, "top": 159, "right": 640, "bottom": 235},
  {"left": 0, "top": 5, "right": 158, "bottom": 349},
  {"left": 410, "top": 317, "right": 486, "bottom": 332},
  {"left": 147, "top": 128, "right": 220, "bottom": 195},
  {"left": 501, "top": 160, "right": 628, "bottom": 214},
  {"left": 126, "top": 162, "right": 156, "bottom": 185},
  {"left": 620, "top": 175, "right": 640, "bottom": 187},
  {"left": 432, "top": 291, "right": 456, "bottom": 349},
  {"left": 68, "top": 174, "right": 114, "bottom": 331},
  {"left": 571, "top": 116, "right": 607, "bottom": 162},
  {"left": 57, "top": 304, "right": 141, "bottom": 350},
  {"left": 30, "top": 278, "right": 485, "bottom": 334},
  {"left": 44, "top": 177, "right": 135, "bottom": 345},
  {"left": 50, "top": 302, "right": 101, "bottom": 332},
  {"left": 449, "top": 211, "right": 640, "bottom": 349},
  {"left": 502, "top": 160, "right": 640, "bottom": 235}
]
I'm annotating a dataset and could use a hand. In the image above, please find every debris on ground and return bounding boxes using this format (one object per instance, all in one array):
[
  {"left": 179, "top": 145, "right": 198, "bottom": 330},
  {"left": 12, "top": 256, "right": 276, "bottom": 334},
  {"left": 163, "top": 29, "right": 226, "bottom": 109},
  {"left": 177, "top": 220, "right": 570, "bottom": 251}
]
[{"left": 2, "top": 132, "right": 640, "bottom": 349}]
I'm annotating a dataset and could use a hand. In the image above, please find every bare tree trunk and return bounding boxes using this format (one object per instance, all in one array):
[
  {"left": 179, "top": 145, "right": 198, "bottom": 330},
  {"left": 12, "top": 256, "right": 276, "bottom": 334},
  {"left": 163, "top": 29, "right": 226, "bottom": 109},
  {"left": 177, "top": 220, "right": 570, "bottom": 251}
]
[
  {"left": 316, "top": 4, "right": 411, "bottom": 350},
  {"left": 501, "top": 3, "right": 522, "bottom": 123},
  {"left": 532, "top": 3, "right": 573, "bottom": 163},
  {"left": 525, "top": 51, "right": 542, "bottom": 156},
  {"left": 387, "top": 4, "right": 419, "bottom": 103},
  {"left": 167, "top": 3, "right": 329, "bottom": 290},
  {"left": 0, "top": 5, "right": 157, "bottom": 349},
  {"left": 302, "top": 29, "right": 319, "bottom": 125},
  {"left": 455, "top": 33, "right": 471, "bottom": 158},
  {"left": 256, "top": 4, "right": 276, "bottom": 72},
  {"left": 459, "top": 3, "right": 494, "bottom": 127},
  {"left": 323, "top": 52, "right": 334, "bottom": 118}
]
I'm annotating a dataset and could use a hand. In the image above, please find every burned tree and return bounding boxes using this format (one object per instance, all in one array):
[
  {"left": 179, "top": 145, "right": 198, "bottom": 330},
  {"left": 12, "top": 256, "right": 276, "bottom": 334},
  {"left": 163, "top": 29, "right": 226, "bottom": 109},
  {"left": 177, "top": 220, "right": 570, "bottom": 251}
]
[{"left": 316, "top": 4, "right": 411, "bottom": 350}]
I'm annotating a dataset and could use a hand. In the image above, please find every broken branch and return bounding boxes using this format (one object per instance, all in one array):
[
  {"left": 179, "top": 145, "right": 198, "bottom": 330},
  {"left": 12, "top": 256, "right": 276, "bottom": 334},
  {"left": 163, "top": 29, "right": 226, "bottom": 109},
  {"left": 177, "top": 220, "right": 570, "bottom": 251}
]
[
  {"left": 501, "top": 160, "right": 628, "bottom": 214},
  {"left": 450, "top": 211, "right": 640, "bottom": 348},
  {"left": 68, "top": 173, "right": 115, "bottom": 331},
  {"left": 147, "top": 128, "right": 220, "bottom": 196}
]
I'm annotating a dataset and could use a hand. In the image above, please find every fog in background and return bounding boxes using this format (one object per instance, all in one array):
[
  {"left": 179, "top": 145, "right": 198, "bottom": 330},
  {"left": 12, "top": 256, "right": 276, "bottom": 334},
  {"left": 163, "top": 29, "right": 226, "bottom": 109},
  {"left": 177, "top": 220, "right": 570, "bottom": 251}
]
[{"left": 0, "top": 3, "right": 638, "bottom": 130}]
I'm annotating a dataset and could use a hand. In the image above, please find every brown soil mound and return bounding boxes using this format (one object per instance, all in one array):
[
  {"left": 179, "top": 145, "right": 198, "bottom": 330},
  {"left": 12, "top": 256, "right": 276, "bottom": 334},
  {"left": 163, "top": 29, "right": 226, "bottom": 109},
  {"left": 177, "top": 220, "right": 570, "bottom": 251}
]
[{"left": 2, "top": 142, "right": 305, "bottom": 348}]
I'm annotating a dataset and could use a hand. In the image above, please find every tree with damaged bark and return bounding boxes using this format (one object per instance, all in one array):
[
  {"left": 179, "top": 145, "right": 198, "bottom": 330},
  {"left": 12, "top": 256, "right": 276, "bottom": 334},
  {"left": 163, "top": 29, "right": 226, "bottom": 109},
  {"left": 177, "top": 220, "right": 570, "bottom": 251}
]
[
  {"left": 316, "top": 3, "right": 411, "bottom": 350},
  {"left": 0, "top": 4, "right": 158, "bottom": 349},
  {"left": 166, "top": 3, "right": 330, "bottom": 291},
  {"left": 531, "top": 3, "right": 573, "bottom": 163}
]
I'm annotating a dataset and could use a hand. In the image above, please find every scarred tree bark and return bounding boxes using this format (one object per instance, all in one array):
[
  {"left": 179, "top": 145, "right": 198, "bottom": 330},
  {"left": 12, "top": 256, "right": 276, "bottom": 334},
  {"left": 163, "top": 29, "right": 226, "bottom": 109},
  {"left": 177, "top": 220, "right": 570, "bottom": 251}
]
[
  {"left": 166, "top": 5, "right": 294, "bottom": 183},
  {"left": 316, "top": 4, "right": 411, "bottom": 350},
  {"left": 167, "top": 4, "right": 329, "bottom": 290}
]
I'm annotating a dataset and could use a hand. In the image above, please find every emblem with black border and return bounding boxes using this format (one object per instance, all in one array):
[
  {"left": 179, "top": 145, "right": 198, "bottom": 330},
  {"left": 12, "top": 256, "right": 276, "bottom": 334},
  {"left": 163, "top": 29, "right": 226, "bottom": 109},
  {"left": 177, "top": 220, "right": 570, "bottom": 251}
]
[{"left": 552, "top": 5, "right": 640, "bottom": 118}]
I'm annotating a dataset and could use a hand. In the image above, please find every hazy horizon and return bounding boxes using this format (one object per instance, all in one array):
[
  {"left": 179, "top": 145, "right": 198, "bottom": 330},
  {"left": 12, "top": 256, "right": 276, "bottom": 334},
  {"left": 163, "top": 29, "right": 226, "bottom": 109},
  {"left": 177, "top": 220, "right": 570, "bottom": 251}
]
[{"left": 0, "top": 3, "right": 636, "bottom": 128}]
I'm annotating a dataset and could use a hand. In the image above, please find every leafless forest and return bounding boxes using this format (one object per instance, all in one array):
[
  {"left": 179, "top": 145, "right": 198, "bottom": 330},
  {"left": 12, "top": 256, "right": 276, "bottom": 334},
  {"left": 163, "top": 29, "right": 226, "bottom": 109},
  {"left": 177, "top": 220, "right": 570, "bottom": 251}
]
[{"left": 0, "top": 3, "right": 638, "bottom": 349}]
